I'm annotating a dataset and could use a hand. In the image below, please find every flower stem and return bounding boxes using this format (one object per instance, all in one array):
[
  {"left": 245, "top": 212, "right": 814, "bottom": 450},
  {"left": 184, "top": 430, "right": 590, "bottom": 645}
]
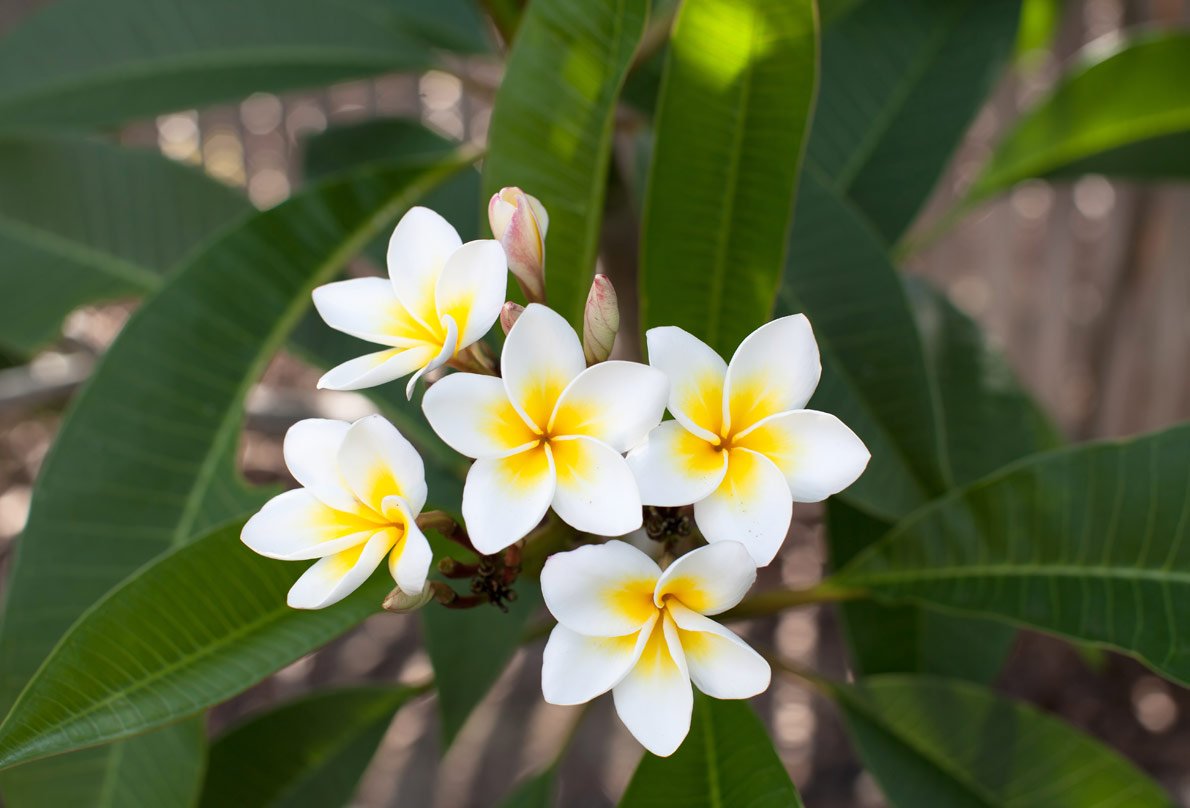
[{"left": 720, "top": 581, "right": 866, "bottom": 621}]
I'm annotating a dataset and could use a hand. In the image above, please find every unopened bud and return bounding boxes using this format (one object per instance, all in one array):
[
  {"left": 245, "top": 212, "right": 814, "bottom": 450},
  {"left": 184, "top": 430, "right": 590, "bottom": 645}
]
[
  {"left": 582, "top": 274, "right": 620, "bottom": 364},
  {"left": 500, "top": 301, "right": 524, "bottom": 335},
  {"left": 382, "top": 582, "right": 435, "bottom": 613},
  {"left": 488, "top": 187, "right": 548, "bottom": 303}
]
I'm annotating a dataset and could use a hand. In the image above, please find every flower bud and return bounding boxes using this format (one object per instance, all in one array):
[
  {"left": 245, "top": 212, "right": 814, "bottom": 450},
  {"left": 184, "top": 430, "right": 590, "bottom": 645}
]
[
  {"left": 488, "top": 187, "right": 548, "bottom": 303},
  {"left": 382, "top": 582, "right": 435, "bottom": 613},
  {"left": 582, "top": 274, "right": 620, "bottom": 365},
  {"left": 500, "top": 301, "right": 524, "bottom": 335}
]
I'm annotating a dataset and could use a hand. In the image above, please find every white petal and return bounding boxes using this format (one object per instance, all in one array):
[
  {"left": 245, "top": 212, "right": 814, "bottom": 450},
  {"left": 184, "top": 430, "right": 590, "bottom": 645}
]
[
  {"left": 312, "top": 277, "right": 435, "bottom": 348},
  {"left": 282, "top": 419, "right": 356, "bottom": 512},
  {"left": 693, "top": 448, "right": 792, "bottom": 566},
  {"left": 316, "top": 345, "right": 435, "bottom": 391},
  {"left": 549, "top": 361, "right": 668, "bottom": 451},
  {"left": 403, "top": 314, "right": 458, "bottom": 400},
  {"left": 626, "top": 421, "right": 728, "bottom": 507},
  {"left": 668, "top": 602, "right": 770, "bottom": 699},
  {"left": 384, "top": 498, "right": 432, "bottom": 596},
  {"left": 540, "top": 539, "right": 661, "bottom": 636},
  {"left": 241, "top": 489, "right": 379, "bottom": 561},
  {"left": 723, "top": 314, "right": 821, "bottom": 434},
  {"left": 735, "top": 409, "right": 870, "bottom": 502},
  {"left": 655, "top": 541, "right": 756, "bottom": 615},
  {"left": 421, "top": 372, "right": 539, "bottom": 459},
  {"left": 541, "top": 617, "right": 655, "bottom": 705},
  {"left": 645, "top": 326, "right": 727, "bottom": 442},
  {"left": 435, "top": 239, "right": 507, "bottom": 348},
  {"left": 286, "top": 529, "right": 392, "bottom": 609},
  {"left": 550, "top": 437, "right": 643, "bottom": 537},
  {"left": 612, "top": 615, "right": 692, "bottom": 757},
  {"left": 338, "top": 414, "right": 427, "bottom": 514},
  {"left": 462, "top": 444, "right": 556, "bottom": 554},
  {"left": 387, "top": 206, "right": 461, "bottom": 330},
  {"left": 501, "top": 303, "right": 586, "bottom": 430}
]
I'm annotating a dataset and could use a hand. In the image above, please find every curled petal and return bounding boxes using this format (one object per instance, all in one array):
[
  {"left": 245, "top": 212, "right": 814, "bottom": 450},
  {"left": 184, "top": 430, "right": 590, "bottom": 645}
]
[
  {"left": 316, "top": 345, "right": 436, "bottom": 392},
  {"left": 541, "top": 617, "right": 655, "bottom": 706},
  {"left": 693, "top": 448, "right": 792, "bottom": 566},
  {"left": 723, "top": 314, "right": 820, "bottom": 435},
  {"left": 338, "top": 414, "right": 427, "bottom": 514},
  {"left": 612, "top": 615, "right": 692, "bottom": 757},
  {"left": 668, "top": 603, "right": 770, "bottom": 699},
  {"left": 287, "top": 529, "right": 392, "bottom": 609},
  {"left": 550, "top": 361, "right": 668, "bottom": 452},
  {"left": 404, "top": 314, "right": 458, "bottom": 400},
  {"left": 626, "top": 421, "right": 728, "bottom": 507},
  {"left": 422, "top": 372, "right": 538, "bottom": 459},
  {"left": 462, "top": 444, "right": 556, "bottom": 554},
  {"left": 655, "top": 541, "right": 756, "bottom": 615},
  {"left": 540, "top": 540, "right": 661, "bottom": 636},
  {"left": 383, "top": 499, "right": 433, "bottom": 596},
  {"left": 387, "top": 206, "right": 461, "bottom": 330},
  {"left": 733, "top": 409, "right": 870, "bottom": 502},
  {"left": 645, "top": 326, "right": 727, "bottom": 442},
  {"left": 501, "top": 304, "right": 586, "bottom": 430}
]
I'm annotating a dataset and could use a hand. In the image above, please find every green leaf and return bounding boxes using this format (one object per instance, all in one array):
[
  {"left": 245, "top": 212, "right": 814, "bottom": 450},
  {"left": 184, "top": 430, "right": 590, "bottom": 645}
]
[
  {"left": 619, "top": 696, "right": 803, "bottom": 808},
  {"left": 0, "top": 0, "right": 487, "bottom": 130},
  {"left": 637, "top": 0, "right": 817, "bottom": 354},
  {"left": 0, "top": 522, "right": 394, "bottom": 771},
  {"left": 0, "top": 133, "right": 249, "bottom": 355},
  {"left": 837, "top": 424, "right": 1190, "bottom": 686},
  {"left": 0, "top": 719, "right": 205, "bottom": 808},
  {"left": 422, "top": 580, "right": 543, "bottom": 745},
  {"left": 0, "top": 149, "right": 473, "bottom": 715},
  {"left": 200, "top": 686, "right": 423, "bottom": 808},
  {"left": 833, "top": 675, "right": 1173, "bottom": 808},
  {"left": 971, "top": 33, "right": 1190, "bottom": 198},
  {"left": 482, "top": 0, "right": 648, "bottom": 326},
  {"left": 807, "top": 0, "right": 1020, "bottom": 243}
]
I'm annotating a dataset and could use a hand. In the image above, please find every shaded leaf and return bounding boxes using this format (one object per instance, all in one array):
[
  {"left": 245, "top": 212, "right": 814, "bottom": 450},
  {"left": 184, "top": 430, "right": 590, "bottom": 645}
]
[
  {"left": 807, "top": 0, "right": 1020, "bottom": 242},
  {"left": 834, "top": 675, "right": 1172, "bottom": 807},
  {"left": 482, "top": 0, "right": 648, "bottom": 325},
  {"left": 0, "top": 134, "right": 248, "bottom": 354},
  {"left": 0, "top": 523, "right": 392, "bottom": 770},
  {"left": 638, "top": 0, "right": 817, "bottom": 354},
  {"left": 837, "top": 424, "right": 1190, "bottom": 686},
  {"left": 201, "top": 686, "right": 424, "bottom": 808},
  {"left": 0, "top": 720, "right": 205, "bottom": 808},
  {"left": 0, "top": 0, "right": 487, "bottom": 130},
  {"left": 971, "top": 33, "right": 1190, "bottom": 198},
  {"left": 619, "top": 696, "right": 802, "bottom": 808},
  {"left": 499, "top": 767, "right": 558, "bottom": 808}
]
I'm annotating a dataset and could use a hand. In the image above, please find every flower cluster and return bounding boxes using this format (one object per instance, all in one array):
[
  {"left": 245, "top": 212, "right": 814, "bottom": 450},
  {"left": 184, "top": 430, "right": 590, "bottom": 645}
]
[{"left": 241, "top": 192, "right": 869, "bottom": 755}]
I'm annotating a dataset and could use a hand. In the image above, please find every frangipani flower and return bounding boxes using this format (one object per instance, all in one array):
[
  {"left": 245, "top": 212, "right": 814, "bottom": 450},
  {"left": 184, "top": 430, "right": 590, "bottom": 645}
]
[
  {"left": 541, "top": 540, "right": 769, "bottom": 756},
  {"left": 488, "top": 187, "right": 548, "bottom": 302},
  {"left": 627, "top": 315, "right": 870, "bottom": 566},
  {"left": 241, "top": 416, "right": 432, "bottom": 609},
  {"left": 312, "top": 207, "right": 507, "bottom": 397},
  {"left": 422, "top": 304, "right": 668, "bottom": 554}
]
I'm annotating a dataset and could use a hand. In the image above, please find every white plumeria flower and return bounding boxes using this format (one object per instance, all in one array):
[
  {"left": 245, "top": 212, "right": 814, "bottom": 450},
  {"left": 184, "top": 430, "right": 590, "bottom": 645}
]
[
  {"left": 540, "top": 540, "right": 769, "bottom": 757},
  {"left": 627, "top": 315, "right": 870, "bottom": 566},
  {"left": 312, "top": 206, "right": 507, "bottom": 398},
  {"left": 241, "top": 416, "right": 432, "bottom": 609},
  {"left": 422, "top": 303, "right": 668, "bottom": 554}
]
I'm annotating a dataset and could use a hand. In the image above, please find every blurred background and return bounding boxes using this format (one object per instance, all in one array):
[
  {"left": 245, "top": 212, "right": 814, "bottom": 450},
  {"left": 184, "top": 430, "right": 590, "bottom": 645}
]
[{"left": 0, "top": 0, "right": 1187, "bottom": 805}]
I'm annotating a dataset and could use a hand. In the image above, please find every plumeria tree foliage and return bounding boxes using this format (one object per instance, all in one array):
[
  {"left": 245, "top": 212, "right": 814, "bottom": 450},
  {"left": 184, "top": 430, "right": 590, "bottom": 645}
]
[{"left": 0, "top": 0, "right": 1187, "bottom": 805}]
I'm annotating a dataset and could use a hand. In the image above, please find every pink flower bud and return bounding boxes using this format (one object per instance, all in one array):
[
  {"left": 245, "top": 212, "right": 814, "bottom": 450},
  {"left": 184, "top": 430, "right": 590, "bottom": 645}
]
[
  {"left": 500, "top": 301, "right": 525, "bottom": 335},
  {"left": 488, "top": 187, "right": 548, "bottom": 303},
  {"left": 582, "top": 274, "right": 620, "bottom": 364}
]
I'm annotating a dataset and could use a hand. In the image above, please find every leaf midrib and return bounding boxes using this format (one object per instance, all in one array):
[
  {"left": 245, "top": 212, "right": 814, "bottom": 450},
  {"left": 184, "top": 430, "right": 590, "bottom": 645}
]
[{"left": 0, "top": 216, "right": 158, "bottom": 290}]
